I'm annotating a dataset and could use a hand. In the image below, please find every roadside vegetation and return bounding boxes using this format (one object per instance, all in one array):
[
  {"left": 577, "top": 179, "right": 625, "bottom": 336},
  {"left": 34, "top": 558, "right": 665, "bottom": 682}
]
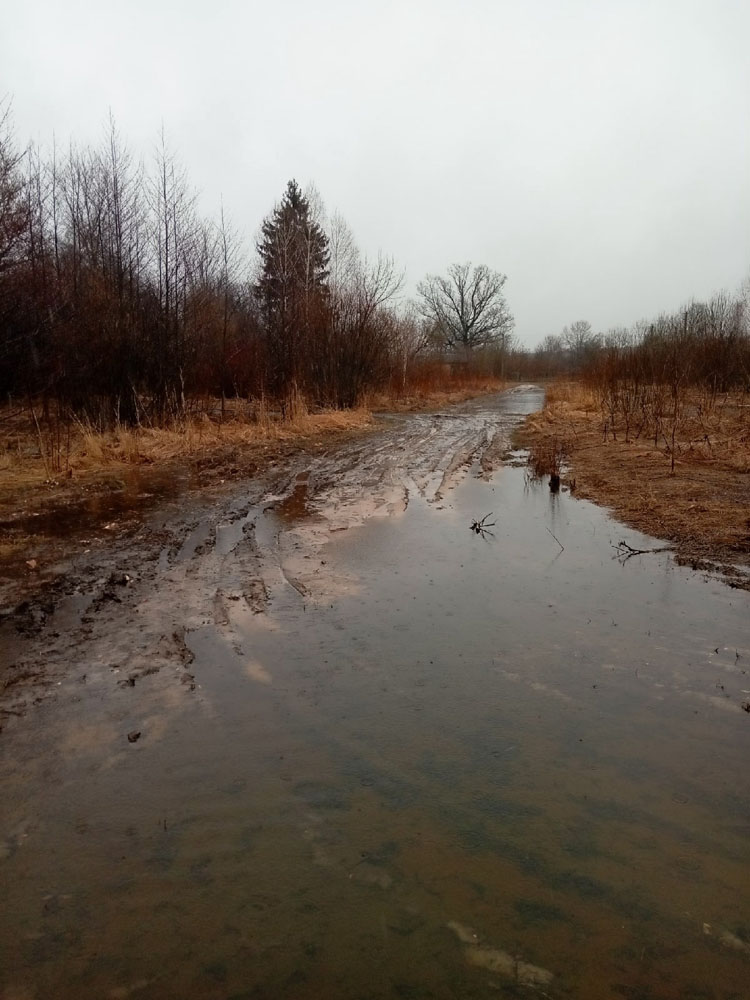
[
  {"left": 517, "top": 292, "right": 750, "bottom": 580},
  {"left": 0, "top": 102, "right": 516, "bottom": 498}
]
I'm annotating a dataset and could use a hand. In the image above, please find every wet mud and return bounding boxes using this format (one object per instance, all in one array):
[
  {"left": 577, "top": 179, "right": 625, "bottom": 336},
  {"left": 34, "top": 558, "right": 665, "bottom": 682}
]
[{"left": 1, "top": 387, "right": 749, "bottom": 999}]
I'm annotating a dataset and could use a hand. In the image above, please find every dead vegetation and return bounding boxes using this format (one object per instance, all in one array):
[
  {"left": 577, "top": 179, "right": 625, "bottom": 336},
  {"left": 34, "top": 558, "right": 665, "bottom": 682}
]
[
  {"left": 526, "top": 432, "right": 568, "bottom": 492},
  {"left": 0, "top": 377, "right": 507, "bottom": 527},
  {"left": 469, "top": 513, "right": 496, "bottom": 537},
  {"left": 368, "top": 371, "right": 505, "bottom": 412},
  {"left": 0, "top": 401, "right": 378, "bottom": 539},
  {"left": 0, "top": 399, "right": 373, "bottom": 488},
  {"left": 517, "top": 381, "right": 750, "bottom": 580}
]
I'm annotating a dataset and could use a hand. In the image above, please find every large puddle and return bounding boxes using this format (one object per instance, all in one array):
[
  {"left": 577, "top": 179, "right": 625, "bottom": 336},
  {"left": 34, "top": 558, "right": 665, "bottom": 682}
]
[{"left": 1, "top": 389, "right": 749, "bottom": 999}]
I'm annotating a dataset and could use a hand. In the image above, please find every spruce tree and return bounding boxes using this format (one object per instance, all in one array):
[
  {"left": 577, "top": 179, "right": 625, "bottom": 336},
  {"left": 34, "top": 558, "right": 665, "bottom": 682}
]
[{"left": 256, "top": 180, "right": 329, "bottom": 399}]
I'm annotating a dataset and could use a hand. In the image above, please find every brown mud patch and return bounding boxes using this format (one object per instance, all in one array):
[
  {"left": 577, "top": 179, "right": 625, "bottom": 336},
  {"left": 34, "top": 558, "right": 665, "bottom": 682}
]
[
  {"left": 0, "top": 385, "right": 510, "bottom": 609},
  {"left": 0, "top": 380, "right": 507, "bottom": 548},
  {"left": 516, "top": 382, "right": 750, "bottom": 588},
  {"left": 1, "top": 411, "right": 377, "bottom": 578},
  {"left": 0, "top": 386, "right": 521, "bottom": 727}
]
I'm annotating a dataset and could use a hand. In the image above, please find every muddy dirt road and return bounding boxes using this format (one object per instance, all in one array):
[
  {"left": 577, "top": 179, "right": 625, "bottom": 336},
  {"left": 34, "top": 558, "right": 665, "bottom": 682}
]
[{"left": 1, "top": 387, "right": 749, "bottom": 999}]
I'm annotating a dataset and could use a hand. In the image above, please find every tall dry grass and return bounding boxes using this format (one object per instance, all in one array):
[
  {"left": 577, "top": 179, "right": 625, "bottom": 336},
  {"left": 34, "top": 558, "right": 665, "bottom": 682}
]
[
  {"left": 1, "top": 374, "right": 509, "bottom": 490},
  {"left": 527, "top": 379, "right": 750, "bottom": 475},
  {"left": 0, "top": 401, "right": 373, "bottom": 488},
  {"left": 368, "top": 372, "right": 506, "bottom": 411}
]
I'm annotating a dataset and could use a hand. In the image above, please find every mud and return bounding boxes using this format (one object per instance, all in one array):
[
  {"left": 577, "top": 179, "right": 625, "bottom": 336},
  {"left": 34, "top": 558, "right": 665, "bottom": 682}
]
[
  {"left": 1, "top": 393, "right": 527, "bottom": 721},
  {"left": 1, "top": 386, "right": 749, "bottom": 1000}
]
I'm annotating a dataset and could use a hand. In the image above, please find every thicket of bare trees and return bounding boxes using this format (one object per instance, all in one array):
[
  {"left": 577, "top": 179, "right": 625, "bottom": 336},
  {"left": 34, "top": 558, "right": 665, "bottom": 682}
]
[
  {"left": 580, "top": 294, "right": 750, "bottom": 469},
  {"left": 0, "top": 108, "right": 434, "bottom": 429},
  {"left": 511, "top": 293, "right": 748, "bottom": 474},
  {"left": 0, "top": 111, "right": 260, "bottom": 426},
  {"left": 513, "top": 293, "right": 750, "bottom": 392}
]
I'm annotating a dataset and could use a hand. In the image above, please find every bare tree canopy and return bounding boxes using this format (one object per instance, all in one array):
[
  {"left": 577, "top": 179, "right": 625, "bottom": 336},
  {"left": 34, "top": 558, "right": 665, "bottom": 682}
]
[
  {"left": 561, "top": 319, "right": 599, "bottom": 366},
  {"left": 417, "top": 262, "right": 513, "bottom": 353},
  {"left": 0, "top": 99, "right": 28, "bottom": 276}
]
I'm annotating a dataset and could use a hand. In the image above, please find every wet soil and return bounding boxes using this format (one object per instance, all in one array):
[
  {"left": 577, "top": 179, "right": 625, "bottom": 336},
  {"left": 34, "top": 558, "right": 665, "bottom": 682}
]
[
  {"left": 0, "top": 419, "right": 377, "bottom": 607},
  {"left": 1, "top": 386, "right": 749, "bottom": 1000}
]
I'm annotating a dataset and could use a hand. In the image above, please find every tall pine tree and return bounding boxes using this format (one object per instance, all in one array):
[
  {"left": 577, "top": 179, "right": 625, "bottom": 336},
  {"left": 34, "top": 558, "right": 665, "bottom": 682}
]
[{"left": 256, "top": 180, "right": 329, "bottom": 400}]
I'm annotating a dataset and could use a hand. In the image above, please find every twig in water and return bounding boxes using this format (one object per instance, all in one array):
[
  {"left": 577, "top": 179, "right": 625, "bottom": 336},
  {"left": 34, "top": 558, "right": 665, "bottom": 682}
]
[
  {"left": 470, "top": 513, "right": 496, "bottom": 537},
  {"left": 546, "top": 527, "right": 564, "bottom": 552},
  {"left": 613, "top": 539, "right": 671, "bottom": 563}
]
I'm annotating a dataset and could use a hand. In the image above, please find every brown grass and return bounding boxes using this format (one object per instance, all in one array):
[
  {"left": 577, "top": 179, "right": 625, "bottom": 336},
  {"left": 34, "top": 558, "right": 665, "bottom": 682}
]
[
  {"left": 369, "top": 375, "right": 506, "bottom": 412},
  {"left": 0, "top": 404, "right": 373, "bottom": 496},
  {"left": 0, "top": 378, "right": 508, "bottom": 521},
  {"left": 516, "top": 381, "right": 750, "bottom": 574}
]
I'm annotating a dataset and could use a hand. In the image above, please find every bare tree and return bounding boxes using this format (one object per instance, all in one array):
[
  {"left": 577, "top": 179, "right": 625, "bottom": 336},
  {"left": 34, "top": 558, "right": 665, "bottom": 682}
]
[
  {"left": 216, "top": 200, "right": 244, "bottom": 418},
  {"left": 389, "top": 303, "right": 430, "bottom": 394},
  {"left": 417, "top": 262, "right": 513, "bottom": 356},
  {"left": 316, "top": 250, "right": 403, "bottom": 407},
  {"left": 0, "top": 98, "right": 28, "bottom": 276},
  {"left": 561, "top": 320, "right": 599, "bottom": 368},
  {"left": 148, "top": 128, "right": 200, "bottom": 418},
  {"left": 327, "top": 211, "right": 360, "bottom": 295}
]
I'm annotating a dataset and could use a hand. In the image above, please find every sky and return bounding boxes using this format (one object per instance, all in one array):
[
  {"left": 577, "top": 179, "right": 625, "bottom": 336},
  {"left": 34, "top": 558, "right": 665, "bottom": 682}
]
[{"left": 2, "top": 0, "right": 749, "bottom": 347}]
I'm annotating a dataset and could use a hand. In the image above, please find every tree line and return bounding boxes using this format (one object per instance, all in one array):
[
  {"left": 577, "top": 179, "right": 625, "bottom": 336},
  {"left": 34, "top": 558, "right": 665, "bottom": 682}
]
[
  {"left": 506, "top": 291, "right": 750, "bottom": 390},
  {"left": 512, "top": 293, "right": 750, "bottom": 475},
  {"left": 0, "top": 105, "right": 516, "bottom": 428},
  {"left": 4, "top": 102, "right": 745, "bottom": 433}
]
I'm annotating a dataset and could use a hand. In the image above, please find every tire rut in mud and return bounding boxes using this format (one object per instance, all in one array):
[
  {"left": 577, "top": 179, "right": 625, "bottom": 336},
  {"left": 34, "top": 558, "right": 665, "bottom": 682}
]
[{"left": 0, "top": 392, "right": 531, "bottom": 726}]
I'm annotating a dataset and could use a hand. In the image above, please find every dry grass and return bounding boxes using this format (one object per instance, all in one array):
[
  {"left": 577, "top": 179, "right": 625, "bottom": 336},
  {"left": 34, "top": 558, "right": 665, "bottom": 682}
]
[
  {"left": 0, "top": 376, "right": 510, "bottom": 490},
  {"left": 527, "top": 435, "right": 567, "bottom": 482},
  {"left": 0, "top": 378, "right": 514, "bottom": 536},
  {"left": 0, "top": 404, "right": 374, "bottom": 492},
  {"left": 369, "top": 375, "right": 506, "bottom": 412},
  {"left": 530, "top": 380, "right": 750, "bottom": 473},
  {"left": 517, "top": 380, "right": 750, "bottom": 571},
  {"left": 1, "top": 373, "right": 510, "bottom": 484}
]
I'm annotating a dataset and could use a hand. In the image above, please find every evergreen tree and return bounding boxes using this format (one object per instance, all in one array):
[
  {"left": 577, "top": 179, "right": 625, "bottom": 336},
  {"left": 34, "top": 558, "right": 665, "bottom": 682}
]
[{"left": 256, "top": 180, "right": 329, "bottom": 399}]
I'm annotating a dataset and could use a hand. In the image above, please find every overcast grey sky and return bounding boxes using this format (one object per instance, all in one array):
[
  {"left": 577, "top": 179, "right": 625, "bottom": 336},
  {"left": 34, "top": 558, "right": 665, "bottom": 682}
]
[{"left": 2, "top": 0, "right": 749, "bottom": 346}]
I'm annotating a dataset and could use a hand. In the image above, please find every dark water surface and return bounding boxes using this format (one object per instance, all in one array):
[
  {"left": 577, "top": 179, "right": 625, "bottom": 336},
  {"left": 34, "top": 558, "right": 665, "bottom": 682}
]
[{"left": 1, "top": 389, "right": 749, "bottom": 999}]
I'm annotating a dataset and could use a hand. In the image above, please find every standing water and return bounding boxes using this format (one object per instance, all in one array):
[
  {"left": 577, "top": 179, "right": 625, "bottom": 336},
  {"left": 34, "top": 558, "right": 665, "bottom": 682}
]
[{"left": 1, "top": 388, "right": 748, "bottom": 999}]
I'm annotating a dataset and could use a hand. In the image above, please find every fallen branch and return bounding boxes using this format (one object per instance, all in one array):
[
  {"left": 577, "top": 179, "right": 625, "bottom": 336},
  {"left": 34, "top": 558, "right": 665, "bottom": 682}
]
[
  {"left": 546, "top": 527, "right": 564, "bottom": 552},
  {"left": 470, "top": 513, "right": 496, "bottom": 538},
  {"left": 613, "top": 539, "right": 671, "bottom": 562},
  {"left": 470, "top": 513, "right": 495, "bottom": 532}
]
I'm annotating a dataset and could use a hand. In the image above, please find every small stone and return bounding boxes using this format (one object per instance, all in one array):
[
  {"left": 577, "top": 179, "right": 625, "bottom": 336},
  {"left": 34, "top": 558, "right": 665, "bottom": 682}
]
[{"left": 127, "top": 730, "right": 141, "bottom": 743}]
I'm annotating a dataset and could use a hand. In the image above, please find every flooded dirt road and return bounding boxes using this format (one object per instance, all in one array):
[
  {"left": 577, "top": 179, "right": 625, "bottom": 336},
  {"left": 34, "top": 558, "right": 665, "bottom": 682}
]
[{"left": 2, "top": 387, "right": 749, "bottom": 999}]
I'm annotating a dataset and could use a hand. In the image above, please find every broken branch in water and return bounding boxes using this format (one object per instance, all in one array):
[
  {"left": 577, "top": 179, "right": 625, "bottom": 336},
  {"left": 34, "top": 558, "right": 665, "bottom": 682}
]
[
  {"left": 470, "top": 513, "right": 496, "bottom": 538},
  {"left": 546, "top": 527, "right": 564, "bottom": 552},
  {"left": 613, "top": 539, "right": 671, "bottom": 562},
  {"left": 470, "top": 513, "right": 495, "bottom": 533}
]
